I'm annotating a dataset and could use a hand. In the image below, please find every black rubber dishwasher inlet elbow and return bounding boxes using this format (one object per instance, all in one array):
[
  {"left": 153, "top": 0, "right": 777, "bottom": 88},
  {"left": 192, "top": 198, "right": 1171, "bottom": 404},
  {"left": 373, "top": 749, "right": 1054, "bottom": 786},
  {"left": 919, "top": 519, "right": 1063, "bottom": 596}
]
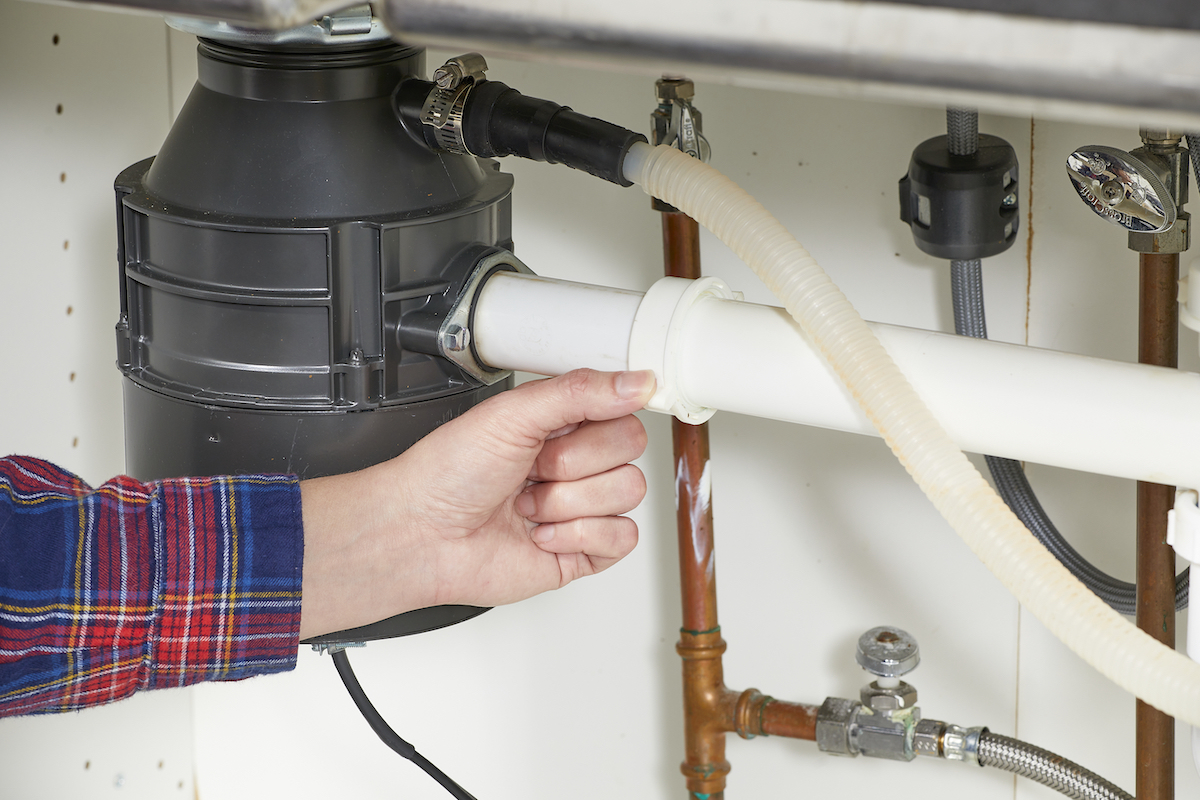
[{"left": 394, "top": 78, "right": 647, "bottom": 186}]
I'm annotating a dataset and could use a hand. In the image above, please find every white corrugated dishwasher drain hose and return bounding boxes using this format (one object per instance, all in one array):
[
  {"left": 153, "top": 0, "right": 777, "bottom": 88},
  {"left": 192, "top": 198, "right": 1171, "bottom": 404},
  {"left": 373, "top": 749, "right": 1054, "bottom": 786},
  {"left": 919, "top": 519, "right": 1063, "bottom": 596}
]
[{"left": 620, "top": 141, "right": 1200, "bottom": 727}]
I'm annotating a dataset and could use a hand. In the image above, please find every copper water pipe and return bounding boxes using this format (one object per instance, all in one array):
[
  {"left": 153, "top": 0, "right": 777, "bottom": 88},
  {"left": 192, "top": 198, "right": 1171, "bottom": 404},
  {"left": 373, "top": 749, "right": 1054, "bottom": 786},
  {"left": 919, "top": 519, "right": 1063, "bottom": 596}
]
[
  {"left": 1136, "top": 252, "right": 1177, "bottom": 800},
  {"left": 663, "top": 211, "right": 819, "bottom": 798}
]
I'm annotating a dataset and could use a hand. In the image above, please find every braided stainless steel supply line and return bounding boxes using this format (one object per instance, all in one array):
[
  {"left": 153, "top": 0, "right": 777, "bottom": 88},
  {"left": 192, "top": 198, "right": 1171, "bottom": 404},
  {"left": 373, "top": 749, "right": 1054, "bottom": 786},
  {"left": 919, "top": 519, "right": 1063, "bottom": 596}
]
[
  {"left": 946, "top": 108, "right": 985, "bottom": 340},
  {"left": 977, "top": 732, "right": 1132, "bottom": 800},
  {"left": 949, "top": 259, "right": 986, "bottom": 338},
  {"left": 946, "top": 106, "right": 978, "bottom": 157}
]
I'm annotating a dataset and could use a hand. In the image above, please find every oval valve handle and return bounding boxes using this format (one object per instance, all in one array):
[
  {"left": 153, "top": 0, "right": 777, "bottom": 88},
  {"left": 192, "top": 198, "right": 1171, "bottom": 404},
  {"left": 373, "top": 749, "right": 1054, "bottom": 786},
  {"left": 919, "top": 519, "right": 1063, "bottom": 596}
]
[{"left": 1067, "top": 145, "right": 1175, "bottom": 233}]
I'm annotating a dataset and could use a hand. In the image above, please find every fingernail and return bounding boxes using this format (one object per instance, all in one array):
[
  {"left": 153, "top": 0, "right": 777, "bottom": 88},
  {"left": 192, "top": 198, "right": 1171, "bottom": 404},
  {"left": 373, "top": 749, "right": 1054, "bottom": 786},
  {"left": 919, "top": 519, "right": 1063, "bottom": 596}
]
[
  {"left": 616, "top": 370, "right": 655, "bottom": 400},
  {"left": 515, "top": 490, "right": 536, "bottom": 517},
  {"left": 531, "top": 524, "right": 555, "bottom": 544}
]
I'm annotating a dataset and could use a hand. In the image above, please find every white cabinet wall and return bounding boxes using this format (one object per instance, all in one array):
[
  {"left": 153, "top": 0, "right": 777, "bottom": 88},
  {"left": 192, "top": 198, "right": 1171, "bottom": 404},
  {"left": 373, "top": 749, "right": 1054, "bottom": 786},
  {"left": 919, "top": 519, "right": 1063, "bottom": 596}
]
[{"left": 1, "top": 2, "right": 1196, "bottom": 797}]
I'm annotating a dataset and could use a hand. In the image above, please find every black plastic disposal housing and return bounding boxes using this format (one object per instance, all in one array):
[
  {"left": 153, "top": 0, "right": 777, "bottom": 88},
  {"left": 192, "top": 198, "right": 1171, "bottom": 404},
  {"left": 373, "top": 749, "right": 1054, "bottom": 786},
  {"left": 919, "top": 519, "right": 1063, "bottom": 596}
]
[{"left": 114, "top": 39, "right": 513, "bottom": 641}]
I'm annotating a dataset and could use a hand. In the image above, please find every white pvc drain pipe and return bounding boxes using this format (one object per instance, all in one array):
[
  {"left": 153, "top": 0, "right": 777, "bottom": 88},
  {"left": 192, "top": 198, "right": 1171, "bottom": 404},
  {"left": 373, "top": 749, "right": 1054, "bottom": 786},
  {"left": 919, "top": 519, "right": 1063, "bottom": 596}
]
[{"left": 474, "top": 271, "right": 1200, "bottom": 490}]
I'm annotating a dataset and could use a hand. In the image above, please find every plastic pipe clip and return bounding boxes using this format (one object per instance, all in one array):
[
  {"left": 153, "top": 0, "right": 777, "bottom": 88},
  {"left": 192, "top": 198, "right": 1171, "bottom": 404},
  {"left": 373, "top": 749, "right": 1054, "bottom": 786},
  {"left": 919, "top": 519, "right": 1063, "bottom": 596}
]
[{"left": 1168, "top": 489, "right": 1200, "bottom": 781}]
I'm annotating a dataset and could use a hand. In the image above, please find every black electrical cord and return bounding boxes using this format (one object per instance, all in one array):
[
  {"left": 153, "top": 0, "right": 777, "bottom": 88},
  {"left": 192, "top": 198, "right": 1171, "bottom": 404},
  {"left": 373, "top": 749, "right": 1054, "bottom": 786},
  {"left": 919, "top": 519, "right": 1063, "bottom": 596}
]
[
  {"left": 331, "top": 648, "right": 479, "bottom": 800},
  {"left": 944, "top": 108, "right": 1189, "bottom": 614}
]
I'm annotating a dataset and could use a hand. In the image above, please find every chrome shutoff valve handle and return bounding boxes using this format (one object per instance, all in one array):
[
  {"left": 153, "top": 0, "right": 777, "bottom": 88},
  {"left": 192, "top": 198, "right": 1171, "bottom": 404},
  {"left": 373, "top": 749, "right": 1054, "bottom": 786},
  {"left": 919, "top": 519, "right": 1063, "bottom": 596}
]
[
  {"left": 1066, "top": 145, "right": 1176, "bottom": 233},
  {"left": 857, "top": 625, "right": 920, "bottom": 681}
]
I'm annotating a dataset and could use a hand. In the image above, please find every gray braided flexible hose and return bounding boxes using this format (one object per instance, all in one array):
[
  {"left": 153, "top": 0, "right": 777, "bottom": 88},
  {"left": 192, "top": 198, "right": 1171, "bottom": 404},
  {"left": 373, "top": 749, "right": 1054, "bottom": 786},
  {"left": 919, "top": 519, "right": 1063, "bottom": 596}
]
[
  {"left": 946, "top": 107, "right": 979, "bottom": 157},
  {"left": 947, "top": 109, "right": 984, "bottom": 340},
  {"left": 977, "top": 732, "right": 1132, "bottom": 800},
  {"left": 949, "top": 259, "right": 986, "bottom": 338}
]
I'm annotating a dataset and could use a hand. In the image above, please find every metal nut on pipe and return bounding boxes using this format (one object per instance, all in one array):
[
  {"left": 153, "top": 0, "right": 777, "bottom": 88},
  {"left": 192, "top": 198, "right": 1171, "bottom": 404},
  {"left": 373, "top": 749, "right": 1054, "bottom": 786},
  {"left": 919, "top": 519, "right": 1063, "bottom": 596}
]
[
  {"left": 913, "top": 718, "right": 946, "bottom": 758},
  {"left": 1128, "top": 211, "right": 1190, "bottom": 254},
  {"left": 942, "top": 724, "right": 986, "bottom": 765},
  {"left": 816, "top": 697, "right": 862, "bottom": 757},
  {"left": 861, "top": 680, "right": 918, "bottom": 711}
]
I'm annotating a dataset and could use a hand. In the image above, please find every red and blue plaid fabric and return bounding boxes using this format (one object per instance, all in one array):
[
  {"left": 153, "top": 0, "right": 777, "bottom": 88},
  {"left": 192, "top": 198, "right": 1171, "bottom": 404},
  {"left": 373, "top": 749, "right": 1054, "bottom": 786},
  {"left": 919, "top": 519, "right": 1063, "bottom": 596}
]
[{"left": 0, "top": 456, "right": 303, "bottom": 716}]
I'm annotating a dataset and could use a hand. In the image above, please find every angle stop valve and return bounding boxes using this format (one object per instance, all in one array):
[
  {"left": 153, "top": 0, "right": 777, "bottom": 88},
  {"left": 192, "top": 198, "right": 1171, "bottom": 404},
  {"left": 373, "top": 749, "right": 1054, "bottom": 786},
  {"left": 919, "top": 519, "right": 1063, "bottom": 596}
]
[{"left": 1065, "top": 130, "right": 1190, "bottom": 254}]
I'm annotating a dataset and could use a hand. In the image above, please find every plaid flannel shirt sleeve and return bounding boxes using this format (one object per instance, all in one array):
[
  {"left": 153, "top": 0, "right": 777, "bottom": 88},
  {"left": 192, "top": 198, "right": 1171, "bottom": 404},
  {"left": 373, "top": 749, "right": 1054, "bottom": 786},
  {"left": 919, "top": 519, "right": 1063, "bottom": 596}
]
[{"left": 0, "top": 455, "right": 304, "bottom": 716}]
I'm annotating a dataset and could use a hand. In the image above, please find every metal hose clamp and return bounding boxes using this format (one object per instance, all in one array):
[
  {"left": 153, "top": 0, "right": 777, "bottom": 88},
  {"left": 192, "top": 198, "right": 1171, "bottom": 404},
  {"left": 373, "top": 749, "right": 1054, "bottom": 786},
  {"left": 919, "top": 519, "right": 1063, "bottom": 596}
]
[{"left": 420, "top": 53, "right": 489, "bottom": 155}]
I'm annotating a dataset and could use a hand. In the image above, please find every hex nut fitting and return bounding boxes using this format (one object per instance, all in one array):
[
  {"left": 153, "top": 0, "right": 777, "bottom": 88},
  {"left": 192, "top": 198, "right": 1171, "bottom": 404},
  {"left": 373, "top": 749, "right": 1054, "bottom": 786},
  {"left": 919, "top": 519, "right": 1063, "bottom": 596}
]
[
  {"left": 439, "top": 323, "right": 470, "bottom": 353},
  {"left": 942, "top": 724, "right": 986, "bottom": 765},
  {"left": 816, "top": 697, "right": 861, "bottom": 757},
  {"left": 1140, "top": 126, "right": 1185, "bottom": 148},
  {"left": 913, "top": 718, "right": 946, "bottom": 758},
  {"left": 1129, "top": 211, "right": 1191, "bottom": 254},
  {"left": 861, "top": 679, "right": 918, "bottom": 711},
  {"left": 655, "top": 78, "right": 695, "bottom": 103},
  {"left": 942, "top": 724, "right": 967, "bottom": 759}
]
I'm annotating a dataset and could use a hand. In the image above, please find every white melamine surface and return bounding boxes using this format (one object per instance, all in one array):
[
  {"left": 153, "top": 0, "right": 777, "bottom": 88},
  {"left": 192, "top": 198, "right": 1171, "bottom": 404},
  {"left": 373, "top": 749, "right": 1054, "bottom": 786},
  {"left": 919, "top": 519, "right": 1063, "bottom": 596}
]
[
  {"left": 0, "top": 1, "right": 195, "bottom": 797},
  {"left": 2, "top": 8, "right": 1196, "bottom": 799}
]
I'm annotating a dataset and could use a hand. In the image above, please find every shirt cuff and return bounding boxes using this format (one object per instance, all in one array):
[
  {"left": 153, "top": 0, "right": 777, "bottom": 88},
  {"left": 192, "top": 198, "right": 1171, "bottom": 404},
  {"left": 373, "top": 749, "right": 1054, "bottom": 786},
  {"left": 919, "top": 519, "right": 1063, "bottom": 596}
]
[{"left": 146, "top": 473, "right": 304, "bottom": 689}]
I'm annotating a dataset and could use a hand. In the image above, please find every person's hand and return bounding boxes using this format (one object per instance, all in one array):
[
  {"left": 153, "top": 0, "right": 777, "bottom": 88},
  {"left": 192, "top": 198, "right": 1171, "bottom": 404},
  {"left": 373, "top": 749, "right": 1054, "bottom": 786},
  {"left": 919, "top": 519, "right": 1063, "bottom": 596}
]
[{"left": 297, "top": 369, "right": 655, "bottom": 639}]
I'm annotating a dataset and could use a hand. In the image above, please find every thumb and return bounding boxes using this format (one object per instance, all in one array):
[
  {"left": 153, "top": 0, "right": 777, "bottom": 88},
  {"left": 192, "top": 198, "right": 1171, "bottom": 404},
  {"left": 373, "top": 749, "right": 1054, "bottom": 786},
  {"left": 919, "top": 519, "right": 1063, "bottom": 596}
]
[{"left": 484, "top": 369, "right": 656, "bottom": 445}]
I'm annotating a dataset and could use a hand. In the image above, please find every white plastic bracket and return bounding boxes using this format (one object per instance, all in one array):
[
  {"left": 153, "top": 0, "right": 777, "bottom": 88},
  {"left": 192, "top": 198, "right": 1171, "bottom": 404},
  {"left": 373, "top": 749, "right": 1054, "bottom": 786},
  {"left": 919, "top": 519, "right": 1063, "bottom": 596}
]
[
  {"left": 1181, "top": 262, "right": 1200, "bottom": 331},
  {"left": 627, "top": 276, "right": 738, "bottom": 424},
  {"left": 1167, "top": 487, "right": 1200, "bottom": 783},
  {"left": 1167, "top": 487, "right": 1200, "bottom": 563},
  {"left": 1179, "top": 262, "right": 1200, "bottom": 371}
]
